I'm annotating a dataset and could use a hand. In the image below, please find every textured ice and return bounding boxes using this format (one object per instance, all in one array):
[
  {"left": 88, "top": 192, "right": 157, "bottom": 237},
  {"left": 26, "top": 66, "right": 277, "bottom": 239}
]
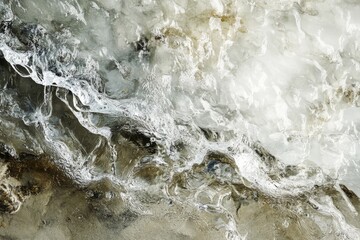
[{"left": 0, "top": 0, "right": 360, "bottom": 239}]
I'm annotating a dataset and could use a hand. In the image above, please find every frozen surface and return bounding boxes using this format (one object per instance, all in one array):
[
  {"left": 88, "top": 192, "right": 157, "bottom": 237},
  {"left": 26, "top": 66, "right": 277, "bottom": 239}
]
[{"left": 0, "top": 0, "right": 360, "bottom": 239}]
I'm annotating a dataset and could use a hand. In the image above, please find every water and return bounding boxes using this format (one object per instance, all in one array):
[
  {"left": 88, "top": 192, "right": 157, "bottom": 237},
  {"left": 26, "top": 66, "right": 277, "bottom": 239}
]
[{"left": 0, "top": 0, "right": 360, "bottom": 239}]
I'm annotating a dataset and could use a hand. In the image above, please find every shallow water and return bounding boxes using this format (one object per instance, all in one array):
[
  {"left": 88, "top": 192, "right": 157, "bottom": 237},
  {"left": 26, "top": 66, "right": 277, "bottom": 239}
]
[{"left": 1, "top": 0, "right": 360, "bottom": 239}]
